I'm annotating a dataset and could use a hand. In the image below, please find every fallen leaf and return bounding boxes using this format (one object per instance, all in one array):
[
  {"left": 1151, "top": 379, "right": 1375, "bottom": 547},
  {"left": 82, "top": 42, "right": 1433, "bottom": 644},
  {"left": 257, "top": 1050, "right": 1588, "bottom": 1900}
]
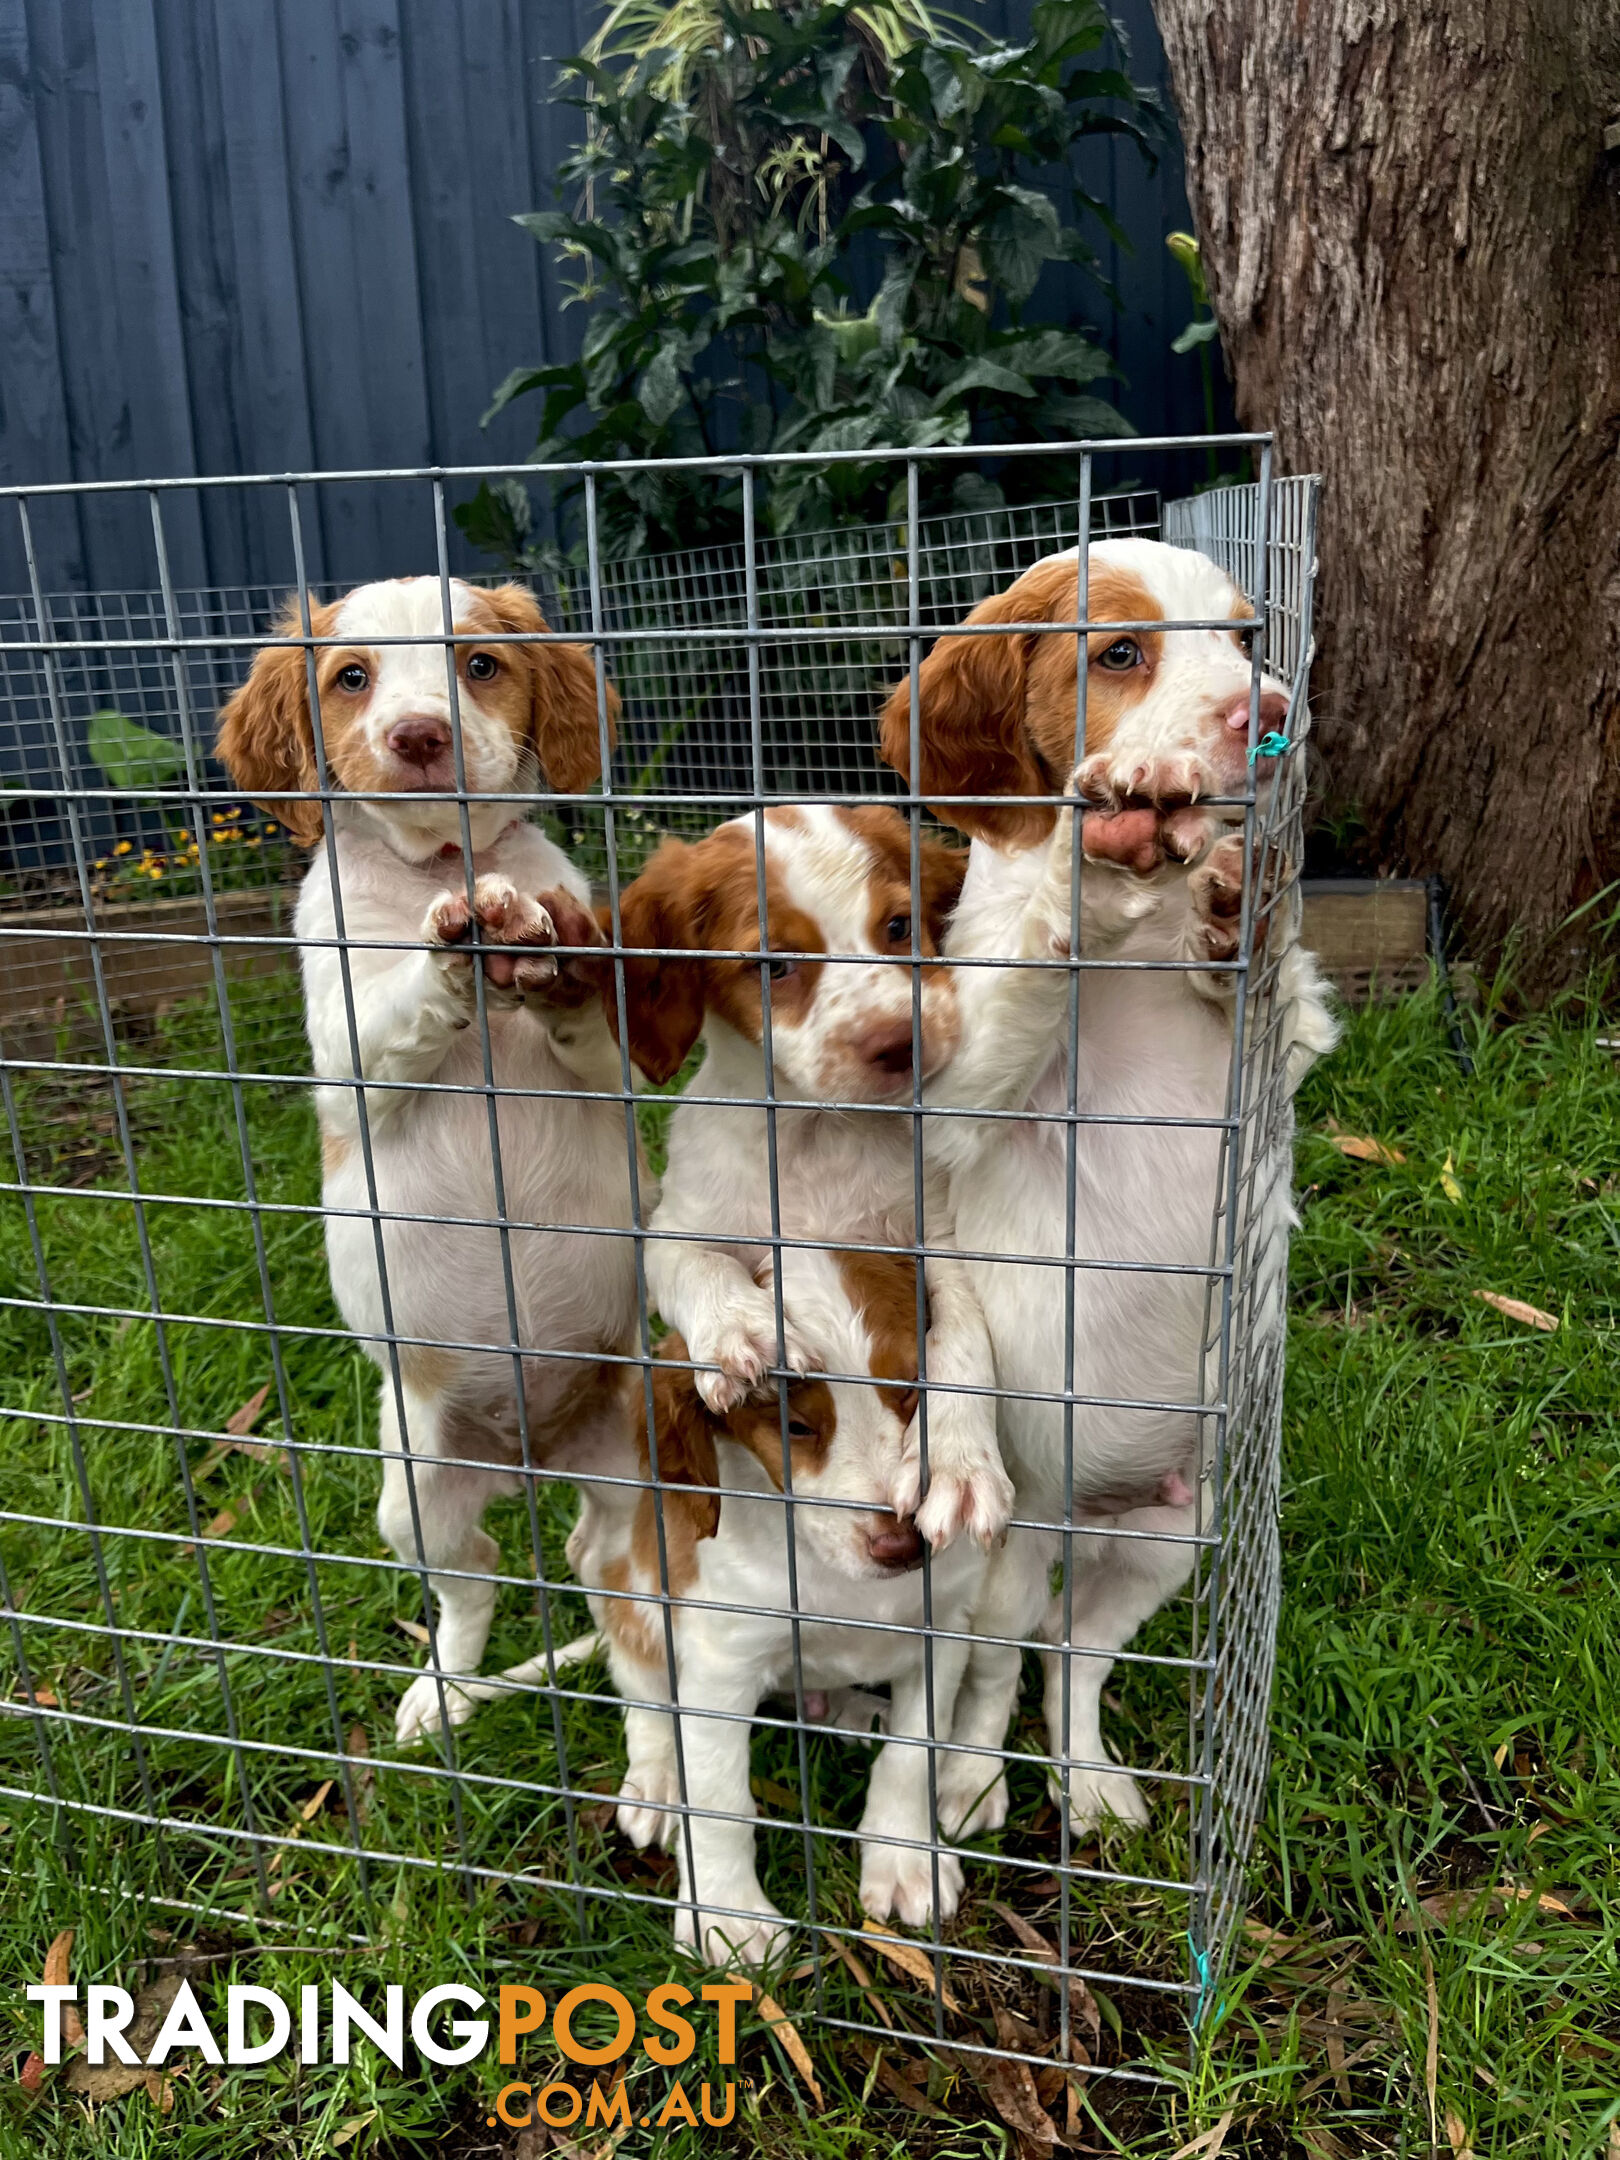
[
  {"left": 43, "top": 1930, "right": 86, "bottom": 2050},
  {"left": 1298, "top": 2128, "right": 1348, "bottom": 2160},
  {"left": 1473, "top": 1290, "right": 1558, "bottom": 1331},
  {"left": 1608, "top": 2121, "right": 1620, "bottom": 2160},
  {"left": 144, "top": 2069, "right": 175, "bottom": 2113},
  {"left": 752, "top": 1988, "right": 822, "bottom": 2109},
  {"left": 1324, "top": 1977, "right": 1353, "bottom": 2105},
  {"left": 978, "top": 2008, "right": 1060, "bottom": 2153},
  {"left": 1492, "top": 1743, "right": 1509, "bottom": 1769},
  {"left": 203, "top": 1492, "right": 254, "bottom": 1538},
  {"left": 343, "top": 1725, "right": 375, "bottom": 1826},
  {"left": 1421, "top": 1942, "right": 1440, "bottom": 2151},
  {"left": 1395, "top": 1887, "right": 1503, "bottom": 1933},
  {"left": 331, "top": 2111, "right": 378, "bottom": 2148},
  {"left": 64, "top": 1973, "right": 183, "bottom": 2102},
  {"left": 17, "top": 1686, "right": 58, "bottom": 1708},
  {"left": 1325, "top": 1124, "right": 1406, "bottom": 1165},
  {"left": 1444, "top": 2108, "right": 1473, "bottom": 2159},
  {"left": 1165, "top": 2106, "right": 1235, "bottom": 2160},
  {"left": 19, "top": 2053, "right": 45, "bottom": 2093},
  {"left": 1440, "top": 1152, "right": 1463, "bottom": 1204},
  {"left": 394, "top": 1618, "right": 431, "bottom": 1646},
  {"left": 872, "top": 2054, "right": 951, "bottom": 2119},
  {"left": 826, "top": 1938, "right": 892, "bottom": 2029},
  {"left": 988, "top": 1901, "right": 1101, "bottom": 2047},
  {"left": 299, "top": 1780, "right": 333, "bottom": 1823},
  {"left": 1241, "top": 1916, "right": 1309, "bottom": 1965},
  {"left": 226, "top": 1384, "right": 271, "bottom": 1438},
  {"left": 860, "top": 1920, "right": 963, "bottom": 2013}
]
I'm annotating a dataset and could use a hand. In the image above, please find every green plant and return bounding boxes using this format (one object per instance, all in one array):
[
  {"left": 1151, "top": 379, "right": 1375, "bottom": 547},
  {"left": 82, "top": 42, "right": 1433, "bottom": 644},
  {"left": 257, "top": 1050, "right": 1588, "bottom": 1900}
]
[{"left": 459, "top": 0, "right": 1153, "bottom": 565}]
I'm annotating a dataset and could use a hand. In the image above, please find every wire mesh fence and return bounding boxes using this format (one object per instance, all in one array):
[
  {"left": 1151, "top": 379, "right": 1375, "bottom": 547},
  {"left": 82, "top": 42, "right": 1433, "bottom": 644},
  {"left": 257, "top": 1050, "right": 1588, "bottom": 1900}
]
[{"left": 0, "top": 439, "right": 1324, "bottom": 2086}]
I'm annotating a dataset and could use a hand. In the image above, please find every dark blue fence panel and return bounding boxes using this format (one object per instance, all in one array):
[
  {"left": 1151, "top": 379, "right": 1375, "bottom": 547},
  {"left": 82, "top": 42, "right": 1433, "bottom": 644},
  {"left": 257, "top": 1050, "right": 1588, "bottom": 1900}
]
[{"left": 0, "top": 0, "right": 1224, "bottom": 597}]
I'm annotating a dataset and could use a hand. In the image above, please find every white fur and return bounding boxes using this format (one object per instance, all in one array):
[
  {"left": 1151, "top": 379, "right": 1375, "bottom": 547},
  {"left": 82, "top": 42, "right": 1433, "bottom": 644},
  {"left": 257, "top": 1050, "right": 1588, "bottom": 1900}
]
[
  {"left": 644, "top": 806, "right": 1014, "bottom": 1552},
  {"left": 918, "top": 540, "right": 1339, "bottom": 1837},
  {"left": 284, "top": 580, "right": 640, "bottom": 1746},
  {"left": 568, "top": 1245, "right": 988, "bottom": 1966}
]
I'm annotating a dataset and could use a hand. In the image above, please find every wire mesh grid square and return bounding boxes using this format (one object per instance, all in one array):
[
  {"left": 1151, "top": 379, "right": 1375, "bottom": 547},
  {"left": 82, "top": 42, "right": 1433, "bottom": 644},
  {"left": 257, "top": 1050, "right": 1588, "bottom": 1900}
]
[{"left": 0, "top": 441, "right": 1318, "bottom": 2086}]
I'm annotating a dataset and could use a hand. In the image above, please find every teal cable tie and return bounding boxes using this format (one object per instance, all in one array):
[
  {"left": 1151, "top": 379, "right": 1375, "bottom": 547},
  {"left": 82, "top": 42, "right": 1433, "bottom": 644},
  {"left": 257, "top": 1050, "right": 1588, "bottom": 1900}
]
[{"left": 1246, "top": 730, "right": 1293, "bottom": 767}]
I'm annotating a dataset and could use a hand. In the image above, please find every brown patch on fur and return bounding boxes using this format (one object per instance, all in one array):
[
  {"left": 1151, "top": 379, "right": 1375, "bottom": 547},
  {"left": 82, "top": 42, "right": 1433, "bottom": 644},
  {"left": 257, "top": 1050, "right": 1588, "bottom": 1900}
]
[
  {"left": 216, "top": 597, "right": 340, "bottom": 844},
  {"left": 833, "top": 1248, "right": 923, "bottom": 1422},
  {"left": 635, "top": 1354, "right": 722, "bottom": 1558},
  {"left": 723, "top": 1376, "right": 840, "bottom": 1487},
  {"left": 610, "top": 819, "right": 825, "bottom": 1083},
  {"left": 838, "top": 806, "right": 967, "bottom": 956},
  {"left": 598, "top": 1554, "right": 664, "bottom": 1667},
  {"left": 396, "top": 1344, "right": 463, "bottom": 1397},
  {"left": 321, "top": 1129, "right": 353, "bottom": 1175},
  {"left": 877, "top": 560, "right": 1165, "bottom": 849}
]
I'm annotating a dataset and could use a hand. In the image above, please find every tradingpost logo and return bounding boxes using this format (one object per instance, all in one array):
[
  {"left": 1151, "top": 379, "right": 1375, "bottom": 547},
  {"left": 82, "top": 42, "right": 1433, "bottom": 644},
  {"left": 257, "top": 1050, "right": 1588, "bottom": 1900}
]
[{"left": 28, "top": 1973, "right": 750, "bottom": 2127}]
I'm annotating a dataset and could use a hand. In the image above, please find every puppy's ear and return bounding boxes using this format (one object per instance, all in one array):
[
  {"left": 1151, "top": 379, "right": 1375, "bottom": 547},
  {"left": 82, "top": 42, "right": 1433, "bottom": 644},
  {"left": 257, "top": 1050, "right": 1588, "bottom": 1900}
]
[
  {"left": 642, "top": 1347, "right": 721, "bottom": 1541},
  {"left": 216, "top": 600, "right": 334, "bottom": 845},
  {"left": 480, "top": 583, "right": 619, "bottom": 798},
  {"left": 916, "top": 835, "right": 968, "bottom": 948},
  {"left": 609, "top": 838, "right": 710, "bottom": 1084},
  {"left": 878, "top": 563, "right": 1069, "bottom": 848}
]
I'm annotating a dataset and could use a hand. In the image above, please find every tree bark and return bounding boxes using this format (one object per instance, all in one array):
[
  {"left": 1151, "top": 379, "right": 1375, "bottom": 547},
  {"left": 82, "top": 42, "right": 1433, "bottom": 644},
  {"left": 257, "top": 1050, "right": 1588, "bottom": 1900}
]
[{"left": 1154, "top": 0, "right": 1620, "bottom": 981}]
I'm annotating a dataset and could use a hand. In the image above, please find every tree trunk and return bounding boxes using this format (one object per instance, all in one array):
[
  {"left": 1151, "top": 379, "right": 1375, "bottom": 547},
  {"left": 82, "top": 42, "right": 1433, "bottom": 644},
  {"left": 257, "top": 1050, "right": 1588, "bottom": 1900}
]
[{"left": 1154, "top": 0, "right": 1620, "bottom": 981}]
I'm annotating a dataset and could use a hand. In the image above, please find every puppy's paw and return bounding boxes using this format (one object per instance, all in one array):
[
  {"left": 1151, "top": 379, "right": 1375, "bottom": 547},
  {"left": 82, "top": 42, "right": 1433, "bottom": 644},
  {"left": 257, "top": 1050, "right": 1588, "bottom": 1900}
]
[
  {"left": 423, "top": 876, "right": 558, "bottom": 1005},
  {"left": 860, "top": 1837, "right": 964, "bottom": 1930},
  {"left": 616, "top": 1759, "right": 681, "bottom": 1851},
  {"left": 528, "top": 886, "right": 607, "bottom": 1010},
  {"left": 1051, "top": 1758, "right": 1151, "bottom": 1839},
  {"left": 394, "top": 1671, "right": 480, "bottom": 1746},
  {"left": 690, "top": 1295, "right": 813, "bottom": 1416},
  {"left": 895, "top": 1430, "right": 1015, "bottom": 1553},
  {"left": 935, "top": 1753, "right": 1010, "bottom": 1840},
  {"left": 675, "top": 1892, "right": 792, "bottom": 1970}
]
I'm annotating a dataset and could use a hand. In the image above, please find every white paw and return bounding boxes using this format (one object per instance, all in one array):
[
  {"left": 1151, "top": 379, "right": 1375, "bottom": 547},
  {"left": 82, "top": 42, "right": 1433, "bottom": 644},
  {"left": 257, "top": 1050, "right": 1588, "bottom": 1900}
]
[
  {"left": 1052, "top": 1758, "right": 1151, "bottom": 1838},
  {"left": 395, "top": 1671, "right": 481, "bottom": 1746},
  {"left": 423, "top": 876, "right": 558, "bottom": 1004},
  {"left": 616, "top": 1759, "right": 681, "bottom": 1851},
  {"left": 675, "top": 1891, "right": 792, "bottom": 1969},
  {"left": 936, "top": 1754, "right": 1010, "bottom": 1839},
  {"left": 690, "top": 1295, "right": 812, "bottom": 1415},
  {"left": 896, "top": 1435, "right": 1015, "bottom": 1552},
  {"left": 860, "top": 1840, "right": 965, "bottom": 1929}
]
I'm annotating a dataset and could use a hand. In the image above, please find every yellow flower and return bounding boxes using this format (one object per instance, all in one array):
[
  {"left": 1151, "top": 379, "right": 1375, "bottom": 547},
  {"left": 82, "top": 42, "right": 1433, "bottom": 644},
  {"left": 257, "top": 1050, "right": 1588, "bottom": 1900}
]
[
  {"left": 177, "top": 829, "right": 190, "bottom": 843},
  {"left": 245, "top": 836, "right": 261, "bottom": 848},
  {"left": 113, "top": 841, "right": 133, "bottom": 856},
  {"left": 149, "top": 865, "right": 164, "bottom": 880}
]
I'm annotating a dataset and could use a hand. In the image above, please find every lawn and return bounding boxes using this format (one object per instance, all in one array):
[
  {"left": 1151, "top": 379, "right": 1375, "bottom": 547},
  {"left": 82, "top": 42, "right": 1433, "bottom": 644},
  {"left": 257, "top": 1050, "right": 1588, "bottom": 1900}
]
[{"left": 0, "top": 971, "right": 1616, "bottom": 2158}]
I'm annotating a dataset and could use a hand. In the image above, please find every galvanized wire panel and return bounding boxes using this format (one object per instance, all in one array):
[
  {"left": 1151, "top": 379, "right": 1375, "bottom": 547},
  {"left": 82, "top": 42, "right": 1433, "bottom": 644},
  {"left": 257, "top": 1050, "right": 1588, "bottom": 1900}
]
[{"left": 0, "top": 445, "right": 1316, "bottom": 2083}]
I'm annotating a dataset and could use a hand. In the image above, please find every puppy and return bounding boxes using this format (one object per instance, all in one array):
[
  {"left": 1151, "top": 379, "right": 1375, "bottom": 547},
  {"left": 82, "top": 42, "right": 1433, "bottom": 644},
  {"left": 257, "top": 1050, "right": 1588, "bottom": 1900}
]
[
  {"left": 218, "top": 577, "right": 641, "bottom": 1744},
  {"left": 567, "top": 1244, "right": 988, "bottom": 1965},
  {"left": 878, "top": 538, "right": 1337, "bottom": 1836},
  {"left": 609, "top": 803, "right": 1013, "bottom": 1552}
]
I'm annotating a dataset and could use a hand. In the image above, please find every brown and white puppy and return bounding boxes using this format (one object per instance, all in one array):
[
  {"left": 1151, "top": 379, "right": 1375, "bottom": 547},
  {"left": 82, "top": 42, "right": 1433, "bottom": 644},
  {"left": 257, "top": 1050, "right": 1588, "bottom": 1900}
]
[
  {"left": 873, "top": 537, "right": 1338, "bottom": 1839},
  {"left": 610, "top": 803, "right": 1014, "bottom": 1554},
  {"left": 566, "top": 1242, "right": 988, "bottom": 1964},
  {"left": 218, "top": 576, "right": 638, "bottom": 1745}
]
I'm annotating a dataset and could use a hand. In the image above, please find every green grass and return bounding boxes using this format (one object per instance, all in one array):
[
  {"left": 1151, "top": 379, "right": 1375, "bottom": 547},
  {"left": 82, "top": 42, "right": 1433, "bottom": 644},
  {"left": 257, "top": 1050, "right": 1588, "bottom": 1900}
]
[{"left": 1, "top": 973, "right": 1616, "bottom": 2157}]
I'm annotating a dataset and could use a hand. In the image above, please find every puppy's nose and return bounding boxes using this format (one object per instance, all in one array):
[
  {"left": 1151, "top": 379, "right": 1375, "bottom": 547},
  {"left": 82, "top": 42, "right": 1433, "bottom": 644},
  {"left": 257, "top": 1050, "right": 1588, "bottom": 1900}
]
[
  {"left": 866, "top": 1515, "right": 925, "bottom": 1571},
  {"left": 854, "top": 1018, "right": 916, "bottom": 1076},
  {"left": 1220, "top": 688, "right": 1289, "bottom": 736},
  {"left": 386, "top": 715, "right": 451, "bottom": 765}
]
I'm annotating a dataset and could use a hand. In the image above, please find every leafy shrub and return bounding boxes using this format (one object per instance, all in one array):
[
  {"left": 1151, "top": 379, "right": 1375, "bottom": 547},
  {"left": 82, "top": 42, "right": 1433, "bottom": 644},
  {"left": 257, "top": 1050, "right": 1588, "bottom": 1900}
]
[{"left": 457, "top": 0, "right": 1153, "bottom": 565}]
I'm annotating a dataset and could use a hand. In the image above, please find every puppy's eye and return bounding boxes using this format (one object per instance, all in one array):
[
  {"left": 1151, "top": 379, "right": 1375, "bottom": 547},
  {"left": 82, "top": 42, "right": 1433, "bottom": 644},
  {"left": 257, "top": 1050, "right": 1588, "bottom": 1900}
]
[
  {"left": 466, "top": 652, "right": 498, "bottom": 681},
  {"left": 767, "top": 957, "right": 797, "bottom": 982},
  {"left": 787, "top": 1418, "right": 817, "bottom": 1441},
  {"left": 1094, "top": 638, "right": 1140, "bottom": 672},
  {"left": 885, "top": 914, "right": 912, "bottom": 946},
  {"left": 1236, "top": 626, "right": 1256, "bottom": 657},
  {"left": 335, "top": 663, "right": 369, "bottom": 693}
]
